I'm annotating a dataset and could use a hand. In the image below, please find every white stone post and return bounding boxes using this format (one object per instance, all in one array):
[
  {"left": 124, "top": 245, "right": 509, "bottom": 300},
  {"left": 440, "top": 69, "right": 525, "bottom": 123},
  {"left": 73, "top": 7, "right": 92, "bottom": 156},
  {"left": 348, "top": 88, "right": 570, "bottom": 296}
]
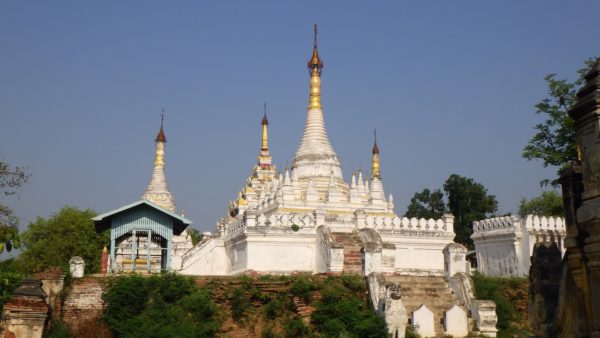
[
  {"left": 444, "top": 243, "right": 467, "bottom": 279},
  {"left": 355, "top": 209, "right": 366, "bottom": 229},
  {"left": 412, "top": 304, "right": 435, "bottom": 337},
  {"left": 444, "top": 305, "right": 468, "bottom": 337},
  {"left": 314, "top": 209, "right": 325, "bottom": 227},
  {"left": 69, "top": 256, "right": 85, "bottom": 278},
  {"left": 244, "top": 210, "right": 257, "bottom": 227},
  {"left": 443, "top": 213, "right": 455, "bottom": 234}
]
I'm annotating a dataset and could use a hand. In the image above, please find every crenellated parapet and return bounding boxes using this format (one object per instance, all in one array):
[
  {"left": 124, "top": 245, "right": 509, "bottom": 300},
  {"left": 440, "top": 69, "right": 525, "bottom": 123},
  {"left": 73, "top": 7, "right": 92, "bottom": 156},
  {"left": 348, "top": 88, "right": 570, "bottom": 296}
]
[{"left": 472, "top": 214, "right": 566, "bottom": 277}]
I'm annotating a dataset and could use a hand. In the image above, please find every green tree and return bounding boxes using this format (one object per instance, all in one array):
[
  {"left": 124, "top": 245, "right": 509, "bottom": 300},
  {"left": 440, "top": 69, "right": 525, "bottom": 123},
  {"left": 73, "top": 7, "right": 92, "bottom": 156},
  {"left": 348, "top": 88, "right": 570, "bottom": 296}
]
[
  {"left": 404, "top": 188, "right": 446, "bottom": 219},
  {"left": 444, "top": 174, "right": 498, "bottom": 249},
  {"left": 187, "top": 228, "right": 203, "bottom": 246},
  {"left": 17, "top": 206, "right": 109, "bottom": 274},
  {"left": 0, "top": 160, "right": 29, "bottom": 253},
  {"left": 103, "top": 274, "right": 220, "bottom": 338},
  {"left": 519, "top": 190, "right": 563, "bottom": 217},
  {"left": 522, "top": 58, "right": 596, "bottom": 186}
]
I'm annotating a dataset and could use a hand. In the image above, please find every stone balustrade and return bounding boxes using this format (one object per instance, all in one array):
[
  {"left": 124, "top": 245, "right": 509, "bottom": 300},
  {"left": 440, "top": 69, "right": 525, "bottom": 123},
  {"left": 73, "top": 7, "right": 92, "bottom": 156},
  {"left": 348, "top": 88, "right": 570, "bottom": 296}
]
[
  {"left": 472, "top": 214, "right": 566, "bottom": 277},
  {"left": 473, "top": 215, "right": 565, "bottom": 234},
  {"left": 222, "top": 212, "right": 455, "bottom": 239}
]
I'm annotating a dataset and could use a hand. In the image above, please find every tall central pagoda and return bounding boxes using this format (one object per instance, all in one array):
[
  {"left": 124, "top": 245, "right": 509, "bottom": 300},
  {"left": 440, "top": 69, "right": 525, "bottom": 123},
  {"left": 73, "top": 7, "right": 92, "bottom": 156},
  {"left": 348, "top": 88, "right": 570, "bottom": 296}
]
[{"left": 178, "top": 26, "right": 456, "bottom": 276}]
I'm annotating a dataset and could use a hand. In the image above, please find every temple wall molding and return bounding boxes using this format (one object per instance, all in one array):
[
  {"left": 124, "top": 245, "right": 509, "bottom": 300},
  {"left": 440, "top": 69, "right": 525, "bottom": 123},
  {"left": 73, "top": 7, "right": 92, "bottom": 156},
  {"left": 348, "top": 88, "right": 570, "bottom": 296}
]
[{"left": 472, "top": 214, "right": 566, "bottom": 277}]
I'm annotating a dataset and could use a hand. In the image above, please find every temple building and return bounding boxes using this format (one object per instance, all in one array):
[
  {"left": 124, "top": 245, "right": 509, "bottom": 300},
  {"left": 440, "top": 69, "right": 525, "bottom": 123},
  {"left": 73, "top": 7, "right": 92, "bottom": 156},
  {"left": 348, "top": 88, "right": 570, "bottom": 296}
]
[
  {"left": 177, "top": 26, "right": 457, "bottom": 277},
  {"left": 94, "top": 114, "right": 193, "bottom": 273},
  {"left": 90, "top": 27, "right": 498, "bottom": 337}
]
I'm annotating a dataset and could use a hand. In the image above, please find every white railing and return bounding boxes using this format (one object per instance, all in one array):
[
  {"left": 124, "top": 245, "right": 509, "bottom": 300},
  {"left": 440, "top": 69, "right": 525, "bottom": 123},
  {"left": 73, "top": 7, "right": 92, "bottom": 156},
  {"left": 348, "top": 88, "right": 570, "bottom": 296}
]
[{"left": 473, "top": 215, "right": 565, "bottom": 234}]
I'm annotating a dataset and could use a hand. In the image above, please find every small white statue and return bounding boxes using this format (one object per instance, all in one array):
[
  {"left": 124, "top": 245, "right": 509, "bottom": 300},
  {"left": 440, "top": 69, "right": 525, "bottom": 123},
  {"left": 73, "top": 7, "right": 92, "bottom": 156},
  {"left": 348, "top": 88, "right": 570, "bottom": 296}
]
[{"left": 69, "top": 256, "right": 85, "bottom": 278}]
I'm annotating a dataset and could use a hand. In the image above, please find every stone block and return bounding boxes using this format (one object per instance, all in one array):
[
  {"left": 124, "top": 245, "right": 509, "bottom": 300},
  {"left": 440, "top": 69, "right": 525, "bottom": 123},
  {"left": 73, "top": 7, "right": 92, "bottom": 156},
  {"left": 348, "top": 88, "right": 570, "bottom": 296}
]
[
  {"left": 444, "top": 305, "right": 468, "bottom": 337},
  {"left": 412, "top": 304, "right": 435, "bottom": 337},
  {"left": 472, "top": 300, "right": 498, "bottom": 337},
  {"left": 69, "top": 256, "right": 85, "bottom": 278},
  {"left": 443, "top": 243, "right": 467, "bottom": 278}
]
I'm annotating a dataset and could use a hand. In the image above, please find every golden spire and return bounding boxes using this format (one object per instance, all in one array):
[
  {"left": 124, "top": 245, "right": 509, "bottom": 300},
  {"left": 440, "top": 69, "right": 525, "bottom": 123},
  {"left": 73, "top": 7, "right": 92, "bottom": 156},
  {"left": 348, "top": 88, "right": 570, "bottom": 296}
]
[
  {"left": 372, "top": 129, "right": 381, "bottom": 178},
  {"left": 261, "top": 102, "right": 269, "bottom": 150},
  {"left": 308, "top": 24, "right": 324, "bottom": 110},
  {"left": 154, "top": 111, "right": 166, "bottom": 167},
  {"left": 258, "top": 102, "right": 273, "bottom": 169}
]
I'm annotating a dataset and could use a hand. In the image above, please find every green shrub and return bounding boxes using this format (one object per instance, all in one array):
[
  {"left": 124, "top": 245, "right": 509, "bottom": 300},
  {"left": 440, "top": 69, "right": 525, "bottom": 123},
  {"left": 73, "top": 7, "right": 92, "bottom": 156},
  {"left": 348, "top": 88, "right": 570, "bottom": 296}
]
[
  {"left": 44, "top": 320, "right": 72, "bottom": 338},
  {"left": 103, "top": 273, "right": 220, "bottom": 338},
  {"left": 340, "top": 274, "right": 365, "bottom": 292},
  {"left": 265, "top": 298, "right": 285, "bottom": 320},
  {"left": 261, "top": 322, "right": 282, "bottom": 338},
  {"left": 283, "top": 316, "right": 309, "bottom": 338},
  {"left": 472, "top": 273, "right": 530, "bottom": 337},
  {"left": 231, "top": 286, "right": 252, "bottom": 322},
  {"left": 0, "top": 270, "right": 24, "bottom": 312},
  {"left": 311, "top": 284, "right": 387, "bottom": 338},
  {"left": 405, "top": 324, "right": 421, "bottom": 338},
  {"left": 290, "top": 277, "right": 314, "bottom": 302}
]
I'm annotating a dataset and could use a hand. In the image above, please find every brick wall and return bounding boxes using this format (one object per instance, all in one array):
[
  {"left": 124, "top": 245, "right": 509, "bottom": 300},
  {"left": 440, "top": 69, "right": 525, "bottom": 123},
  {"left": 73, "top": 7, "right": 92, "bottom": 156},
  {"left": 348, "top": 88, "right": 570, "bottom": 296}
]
[{"left": 62, "top": 277, "right": 106, "bottom": 331}]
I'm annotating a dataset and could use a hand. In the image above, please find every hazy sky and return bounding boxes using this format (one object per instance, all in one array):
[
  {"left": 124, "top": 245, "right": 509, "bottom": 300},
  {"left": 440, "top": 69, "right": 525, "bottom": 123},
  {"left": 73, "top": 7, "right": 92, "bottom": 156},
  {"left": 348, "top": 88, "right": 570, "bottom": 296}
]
[{"left": 1, "top": 1, "right": 599, "bottom": 234}]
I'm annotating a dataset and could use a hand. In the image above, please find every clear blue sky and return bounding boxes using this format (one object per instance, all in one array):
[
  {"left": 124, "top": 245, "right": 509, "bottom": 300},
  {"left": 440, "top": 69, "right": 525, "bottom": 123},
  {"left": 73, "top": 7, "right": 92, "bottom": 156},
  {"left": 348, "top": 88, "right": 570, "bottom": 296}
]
[{"left": 1, "top": 1, "right": 598, "bottom": 234}]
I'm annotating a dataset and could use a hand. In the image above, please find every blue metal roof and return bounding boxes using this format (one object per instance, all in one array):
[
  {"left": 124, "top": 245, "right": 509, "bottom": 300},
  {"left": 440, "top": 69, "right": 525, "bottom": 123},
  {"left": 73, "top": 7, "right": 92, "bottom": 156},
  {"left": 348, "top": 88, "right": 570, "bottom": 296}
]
[{"left": 92, "top": 199, "right": 192, "bottom": 224}]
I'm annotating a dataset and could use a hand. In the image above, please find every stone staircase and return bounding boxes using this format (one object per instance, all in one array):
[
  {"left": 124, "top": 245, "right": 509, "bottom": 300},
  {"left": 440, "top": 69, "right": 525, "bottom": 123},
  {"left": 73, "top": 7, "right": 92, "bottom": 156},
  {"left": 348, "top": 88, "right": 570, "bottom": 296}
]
[
  {"left": 385, "top": 275, "right": 471, "bottom": 337},
  {"left": 331, "top": 232, "right": 363, "bottom": 274}
]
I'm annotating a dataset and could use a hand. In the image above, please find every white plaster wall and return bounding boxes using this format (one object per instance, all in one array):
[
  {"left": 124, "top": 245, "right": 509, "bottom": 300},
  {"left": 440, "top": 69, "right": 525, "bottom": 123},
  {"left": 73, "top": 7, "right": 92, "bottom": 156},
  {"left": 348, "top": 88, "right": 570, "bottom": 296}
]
[
  {"left": 386, "top": 237, "right": 452, "bottom": 275},
  {"left": 179, "top": 238, "right": 228, "bottom": 275},
  {"left": 473, "top": 215, "right": 565, "bottom": 277},
  {"left": 227, "top": 240, "right": 248, "bottom": 274},
  {"left": 314, "top": 226, "right": 330, "bottom": 273},
  {"left": 245, "top": 235, "right": 315, "bottom": 273}
]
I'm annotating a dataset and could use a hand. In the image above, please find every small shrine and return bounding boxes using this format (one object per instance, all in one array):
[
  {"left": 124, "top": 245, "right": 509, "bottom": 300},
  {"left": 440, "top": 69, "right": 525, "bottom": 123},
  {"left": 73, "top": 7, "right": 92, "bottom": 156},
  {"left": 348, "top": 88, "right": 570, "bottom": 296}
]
[
  {"left": 93, "top": 114, "right": 193, "bottom": 273},
  {"left": 93, "top": 199, "right": 192, "bottom": 273}
]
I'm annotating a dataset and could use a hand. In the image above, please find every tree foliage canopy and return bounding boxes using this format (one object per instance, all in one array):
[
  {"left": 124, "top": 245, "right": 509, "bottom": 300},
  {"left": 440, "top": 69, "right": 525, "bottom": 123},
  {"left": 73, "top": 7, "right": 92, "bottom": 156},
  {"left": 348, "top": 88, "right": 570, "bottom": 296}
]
[
  {"left": 404, "top": 188, "right": 447, "bottom": 219},
  {"left": 0, "top": 160, "right": 29, "bottom": 253},
  {"left": 186, "top": 228, "right": 203, "bottom": 246},
  {"left": 519, "top": 190, "right": 563, "bottom": 217},
  {"left": 17, "top": 206, "right": 108, "bottom": 274},
  {"left": 444, "top": 174, "right": 498, "bottom": 248},
  {"left": 405, "top": 174, "right": 498, "bottom": 249},
  {"left": 522, "top": 58, "right": 596, "bottom": 186}
]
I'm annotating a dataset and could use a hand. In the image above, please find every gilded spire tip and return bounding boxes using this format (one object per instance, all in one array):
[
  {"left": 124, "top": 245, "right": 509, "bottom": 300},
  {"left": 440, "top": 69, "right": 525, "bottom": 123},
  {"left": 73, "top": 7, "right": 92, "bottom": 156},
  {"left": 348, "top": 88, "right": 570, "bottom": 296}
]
[
  {"left": 262, "top": 101, "right": 268, "bottom": 126},
  {"left": 308, "top": 24, "right": 323, "bottom": 75},
  {"left": 155, "top": 110, "right": 167, "bottom": 143},
  {"left": 308, "top": 25, "right": 323, "bottom": 110},
  {"left": 372, "top": 129, "right": 379, "bottom": 154},
  {"left": 372, "top": 130, "right": 381, "bottom": 178}
]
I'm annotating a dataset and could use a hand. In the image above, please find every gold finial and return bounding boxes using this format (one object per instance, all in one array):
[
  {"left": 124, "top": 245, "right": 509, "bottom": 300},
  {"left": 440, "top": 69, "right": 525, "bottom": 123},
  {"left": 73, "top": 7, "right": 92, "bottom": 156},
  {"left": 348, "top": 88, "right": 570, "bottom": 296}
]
[
  {"left": 372, "top": 129, "right": 379, "bottom": 155},
  {"left": 156, "top": 108, "right": 167, "bottom": 143},
  {"left": 261, "top": 102, "right": 269, "bottom": 150},
  {"left": 372, "top": 129, "right": 381, "bottom": 178},
  {"left": 154, "top": 111, "right": 166, "bottom": 166},
  {"left": 308, "top": 24, "right": 324, "bottom": 110}
]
